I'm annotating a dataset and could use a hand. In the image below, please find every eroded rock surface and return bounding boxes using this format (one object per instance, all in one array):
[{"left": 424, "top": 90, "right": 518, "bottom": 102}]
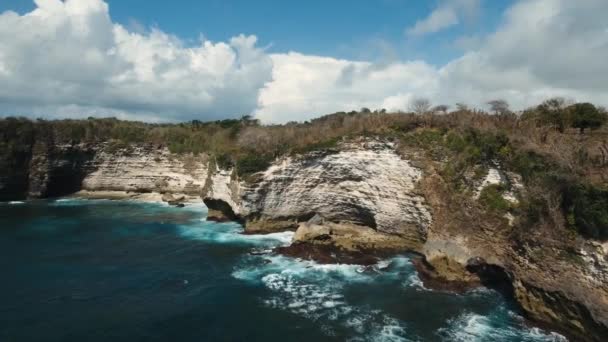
[
  {"left": 203, "top": 137, "right": 608, "bottom": 341},
  {"left": 204, "top": 139, "right": 432, "bottom": 239},
  {"left": 82, "top": 145, "right": 208, "bottom": 195},
  {"left": 1, "top": 141, "right": 209, "bottom": 200}
]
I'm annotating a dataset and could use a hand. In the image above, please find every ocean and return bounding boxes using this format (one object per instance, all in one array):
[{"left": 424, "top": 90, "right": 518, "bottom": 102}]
[{"left": 0, "top": 199, "right": 566, "bottom": 341}]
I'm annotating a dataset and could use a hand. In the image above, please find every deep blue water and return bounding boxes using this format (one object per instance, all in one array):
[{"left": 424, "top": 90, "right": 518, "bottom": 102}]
[{"left": 0, "top": 199, "right": 567, "bottom": 342}]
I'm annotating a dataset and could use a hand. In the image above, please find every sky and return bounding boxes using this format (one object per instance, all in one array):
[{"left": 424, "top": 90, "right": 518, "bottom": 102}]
[{"left": 0, "top": 0, "right": 606, "bottom": 123}]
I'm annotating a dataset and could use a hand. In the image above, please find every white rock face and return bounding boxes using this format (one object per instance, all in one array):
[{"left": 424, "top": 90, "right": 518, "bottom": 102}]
[
  {"left": 82, "top": 145, "right": 209, "bottom": 195},
  {"left": 218, "top": 139, "right": 433, "bottom": 236},
  {"left": 204, "top": 167, "right": 242, "bottom": 214},
  {"left": 477, "top": 168, "right": 505, "bottom": 192},
  {"left": 476, "top": 167, "right": 523, "bottom": 204},
  {"left": 580, "top": 241, "right": 608, "bottom": 286}
]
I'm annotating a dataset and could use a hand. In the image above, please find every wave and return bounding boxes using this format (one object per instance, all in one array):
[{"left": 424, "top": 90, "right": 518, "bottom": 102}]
[
  {"left": 8, "top": 201, "right": 25, "bottom": 205},
  {"left": 233, "top": 254, "right": 417, "bottom": 341},
  {"left": 51, "top": 198, "right": 102, "bottom": 206},
  {"left": 436, "top": 311, "right": 567, "bottom": 342},
  {"left": 179, "top": 221, "right": 294, "bottom": 247},
  {"left": 232, "top": 253, "right": 566, "bottom": 341}
]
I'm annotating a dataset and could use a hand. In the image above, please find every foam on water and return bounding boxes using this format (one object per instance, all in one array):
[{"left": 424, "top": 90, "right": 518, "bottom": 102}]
[
  {"left": 436, "top": 311, "right": 567, "bottom": 342},
  {"left": 233, "top": 254, "right": 416, "bottom": 340},
  {"left": 7, "top": 199, "right": 568, "bottom": 341},
  {"left": 232, "top": 251, "right": 567, "bottom": 341},
  {"left": 8, "top": 201, "right": 25, "bottom": 205},
  {"left": 51, "top": 198, "right": 108, "bottom": 206},
  {"left": 179, "top": 221, "right": 294, "bottom": 247}
]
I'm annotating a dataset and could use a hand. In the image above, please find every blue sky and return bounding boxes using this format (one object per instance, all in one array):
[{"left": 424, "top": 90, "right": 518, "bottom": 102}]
[
  {"left": 0, "top": 0, "right": 606, "bottom": 123},
  {"left": 0, "top": 0, "right": 510, "bottom": 65}
]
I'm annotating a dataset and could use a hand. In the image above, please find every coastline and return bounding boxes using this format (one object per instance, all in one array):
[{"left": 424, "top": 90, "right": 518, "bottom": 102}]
[{"left": 69, "top": 190, "right": 204, "bottom": 206}]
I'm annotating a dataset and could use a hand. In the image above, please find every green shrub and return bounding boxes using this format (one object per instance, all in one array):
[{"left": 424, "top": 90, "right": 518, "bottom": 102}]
[
  {"left": 445, "top": 129, "right": 509, "bottom": 166},
  {"left": 479, "top": 184, "right": 511, "bottom": 212},
  {"left": 105, "top": 140, "right": 130, "bottom": 153},
  {"left": 215, "top": 153, "right": 234, "bottom": 170},
  {"left": 291, "top": 136, "right": 341, "bottom": 154},
  {"left": 568, "top": 103, "right": 607, "bottom": 133},
  {"left": 564, "top": 184, "right": 608, "bottom": 240},
  {"left": 236, "top": 153, "right": 274, "bottom": 177},
  {"left": 507, "top": 150, "right": 551, "bottom": 182}
]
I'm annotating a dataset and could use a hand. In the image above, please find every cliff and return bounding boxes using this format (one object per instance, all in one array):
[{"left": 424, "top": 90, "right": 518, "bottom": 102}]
[
  {"left": 81, "top": 144, "right": 208, "bottom": 195},
  {"left": 203, "top": 137, "right": 608, "bottom": 341},
  {"left": 1, "top": 128, "right": 607, "bottom": 340},
  {"left": 0, "top": 141, "right": 209, "bottom": 201}
]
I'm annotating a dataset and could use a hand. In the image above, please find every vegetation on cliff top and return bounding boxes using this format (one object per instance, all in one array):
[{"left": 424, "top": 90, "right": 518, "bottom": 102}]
[{"left": 1, "top": 99, "right": 607, "bottom": 239}]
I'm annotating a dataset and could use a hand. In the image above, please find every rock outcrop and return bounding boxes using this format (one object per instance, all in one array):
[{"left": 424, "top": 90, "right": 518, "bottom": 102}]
[
  {"left": 2, "top": 131, "right": 607, "bottom": 340},
  {"left": 203, "top": 137, "right": 608, "bottom": 341},
  {"left": 82, "top": 144, "right": 208, "bottom": 195},
  {"left": 0, "top": 141, "right": 209, "bottom": 200},
  {"left": 204, "top": 139, "right": 432, "bottom": 239}
]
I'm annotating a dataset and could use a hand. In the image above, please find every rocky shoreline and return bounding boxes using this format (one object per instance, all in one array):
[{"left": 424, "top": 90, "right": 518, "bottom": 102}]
[
  {"left": 1, "top": 136, "right": 607, "bottom": 341},
  {"left": 200, "top": 138, "right": 608, "bottom": 342},
  {"left": 71, "top": 190, "right": 203, "bottom": 207}
]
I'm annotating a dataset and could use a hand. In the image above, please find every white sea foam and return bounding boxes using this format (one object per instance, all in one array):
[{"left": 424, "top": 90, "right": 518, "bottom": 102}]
[
  {"left": 437, "top": 312, "right": 568, "bottom": 342},
  {"left": 373, "top": 316, "right": 411, "bottom": 342},
  {"left": 179, "top": 222, "right": 294, "bottom": 247},
  {"left": 403, "top": 273, "right": 425, "bottom": 290},
  {"left": 51, "top": 198, "right": 102, "bottom": 206},
  {"left": 233, "top": 254, "right": 415, "bottom": 340},
  {"left": 8, "top": 201, "right": 25, "bottom": 205}
]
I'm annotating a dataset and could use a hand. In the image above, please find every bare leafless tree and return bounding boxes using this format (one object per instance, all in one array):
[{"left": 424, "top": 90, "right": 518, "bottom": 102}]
[
  {"left": 487, "top": 99, "right": 511, "bottom": 116},
  {"left": 455, "top": 103, "right": 469, "bottom": 112},
  {"left": 409, "top": 98, "right": 431, "bottom": 115}
]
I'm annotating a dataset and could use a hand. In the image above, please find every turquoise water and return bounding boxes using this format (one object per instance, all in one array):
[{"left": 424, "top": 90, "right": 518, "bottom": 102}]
[{"left": 0, "top": 199, "right": 567, "bottom": 341}]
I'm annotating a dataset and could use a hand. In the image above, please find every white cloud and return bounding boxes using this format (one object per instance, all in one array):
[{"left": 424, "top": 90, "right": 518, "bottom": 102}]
[
  {"left": 437, "top": 0, "right": 608, "bottom": 108},
  {"left": 254, "top": 53, "right": 439, "bottom": 123},
  {"left": 0, "top": 0, "right": 272, "bottom": 121},
  {"left": 257, "top": 0, "right": 608, "bottom": 123},
  {"left": 406, "top": 0, "right": 481, "bottom": 36},
  {"left": 0, "top": 0, "right": 606, "bottom": 124}
]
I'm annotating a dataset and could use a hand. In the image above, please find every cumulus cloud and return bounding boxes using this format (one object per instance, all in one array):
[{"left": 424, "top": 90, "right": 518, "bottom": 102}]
[
  {"left": 0, "top": 0, "right": 606, "bottom": 124},
  {"left": 0, "top": 0, "right": 272, "bottom": 121},
  {"left": 406, "top": 0, "right": 481, "bottom": 36},
  {"left": 438, "top": 0, "right": 608, "bottom": 108},
  {"left": 257, "top": 0, "right": 608, "bottom": 123},
  {"left": 255, "top": 53, "right": 438, "bottom": 123}
]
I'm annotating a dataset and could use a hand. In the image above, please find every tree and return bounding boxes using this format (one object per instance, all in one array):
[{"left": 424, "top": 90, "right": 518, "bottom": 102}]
[
  {"left": 487, "top": 99, "right": 511, "bottom": 116},
  {"left": 537, "top": 97, "right": 568, "bottom": 132},
  {"left": 240, "top": 114, "right": 260, "bottom": 126},
  {"left": 455, "top": 103, "right": 469, "bottom": 112},
  {"left": 409, "top": 98, "right": 431, "bottom": 115},
  {"left": 568, "top": 103, "right": 607, "bottom": 133},
  {"left": 432, "top": 105, "right": 449, "bottom": 114}
]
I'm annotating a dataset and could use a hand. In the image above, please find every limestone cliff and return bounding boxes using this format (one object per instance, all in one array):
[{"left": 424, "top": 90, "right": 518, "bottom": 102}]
[
  {"left": 2, "top": 131, "right": 607, "bottom": 340},
  {"left": 203, "top": 137, "right": 608, "bottom": 341},
  {"left": 81, "top": 144, "right": 208, "bottom": 195},
  {"left": 205, "top": 139, "right": 432, "bottom": 240},
  {"left": 0, "top": 141, "right": 209, "bottom": 200}
]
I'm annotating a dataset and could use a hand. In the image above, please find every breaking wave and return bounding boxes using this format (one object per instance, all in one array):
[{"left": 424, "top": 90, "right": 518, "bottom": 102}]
[
  {"left": 31, "top": 198, "right": 569, "bottom": 341},
  {"left": 232, "top": 251, "right": 564, "bottom": 341},
  {"left": 179, "top": 220, "right": 294, "bottom": 247},
  {"left": 436, "top": 311, "right": 567, "bottom": 342},
  {"left": 233, "top": 254, "right": 421, "bottom": 341}
]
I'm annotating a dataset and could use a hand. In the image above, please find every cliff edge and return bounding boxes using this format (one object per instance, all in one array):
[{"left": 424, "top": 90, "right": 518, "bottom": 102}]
[{"left": 203, "top": 137, "right": 608, "bottom": 341}]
